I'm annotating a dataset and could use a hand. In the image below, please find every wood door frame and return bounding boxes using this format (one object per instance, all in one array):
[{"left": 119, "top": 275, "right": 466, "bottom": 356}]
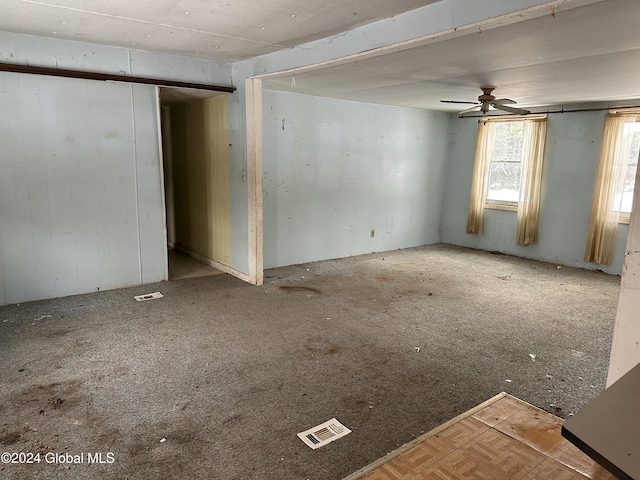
[
  {"left": 158, "top": 86, "right": 255, "bottom": 284},
  {"left": 245, "top": 78, "right": 264, "bottom": 285}
]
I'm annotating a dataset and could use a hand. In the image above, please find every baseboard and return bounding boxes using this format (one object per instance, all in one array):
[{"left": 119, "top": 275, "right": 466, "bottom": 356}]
[{"left": 171, "top": 244, "right": 252, "bottom": 284}]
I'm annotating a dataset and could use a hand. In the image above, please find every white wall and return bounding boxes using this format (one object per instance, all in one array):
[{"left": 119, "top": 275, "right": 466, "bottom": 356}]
[
  {"left": 0, "top": 71, "right": 166, "bottom": 305},
  {"left": 0, "top": 1, "right": 607, "bottom": 288},
  {"left": 0, "top": 31, "right": 231, "bottom": 84},
  {"left": 441, "top": 105, "right": 629, "bottom": 275},
  {"left": 232, "top": 0, "right": 571, "bottom": 274},
  {"left": 262, "top": 90, "right": 449, "bottom": 268},
  {"left": 0, "top": 31, "right": 253, "bottom": 275},
  {"left": 608, "top": 166, "right": 640, "bottom": 384}
]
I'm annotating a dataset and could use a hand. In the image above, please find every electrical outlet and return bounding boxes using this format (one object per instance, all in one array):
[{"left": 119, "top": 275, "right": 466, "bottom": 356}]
[{"left": 370, "top": 229, "right": 375, "bottom": 237}]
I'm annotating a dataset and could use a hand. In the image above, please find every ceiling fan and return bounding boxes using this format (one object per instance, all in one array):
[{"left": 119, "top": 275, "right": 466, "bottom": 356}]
[{"left": 441, "top": 86, "right": 530, "bottom": 115}]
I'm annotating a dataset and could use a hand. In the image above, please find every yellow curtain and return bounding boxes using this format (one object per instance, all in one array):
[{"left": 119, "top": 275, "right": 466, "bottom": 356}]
[
  {"left": 584, "top": 113, "right": 637, "bottom": 265},
  {"left": 466, "top": 120, "right": 495, "bottom": 235},
  {"left": 516, "top": 118, "right": 547, "bottom": 246}
]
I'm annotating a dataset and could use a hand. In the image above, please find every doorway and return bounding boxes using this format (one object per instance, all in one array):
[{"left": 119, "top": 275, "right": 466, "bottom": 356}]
[
  {"left": 158, "top": 87, "right": 232, "bottom": 281},
  {"left": 167, "top": 249, "right": 222, "bottom": 280}
]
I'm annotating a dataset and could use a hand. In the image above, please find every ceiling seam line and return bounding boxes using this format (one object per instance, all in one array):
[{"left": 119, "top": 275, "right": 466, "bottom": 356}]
[{"left": 18, "top": 0, "right": 289, "bottom": 48}]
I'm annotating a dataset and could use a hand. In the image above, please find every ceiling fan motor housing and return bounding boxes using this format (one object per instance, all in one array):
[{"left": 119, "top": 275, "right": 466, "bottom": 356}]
[
  {"left": 480, "top": 86, "right": 496, "bottom": 95},
  {"left": 478, "top": 86, "right": 495, "bottom": 113},
  {"left": 478, "top": 86, "right": 496, "bottom": 102},
  {"left": 441, "top": 86, "right": 528, "bottom": 115}
]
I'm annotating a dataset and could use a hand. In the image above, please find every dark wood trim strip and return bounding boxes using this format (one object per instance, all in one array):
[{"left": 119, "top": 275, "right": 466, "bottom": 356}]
[{"left": 0, "top": 62, "right": 235, "bottom": 93}]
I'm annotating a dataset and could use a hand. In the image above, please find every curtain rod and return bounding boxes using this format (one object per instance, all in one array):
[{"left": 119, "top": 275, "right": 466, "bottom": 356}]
[
  {"left": 0, "top": 62, "right": 236, "bottom": 93},
  {"left": 459, "top": 104, "right": 640, "bottom": 119}
]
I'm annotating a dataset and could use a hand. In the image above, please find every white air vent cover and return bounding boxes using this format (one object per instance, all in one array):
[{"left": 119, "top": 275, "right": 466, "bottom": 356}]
[
  {"left": 134, "top": 292, "right": 164, "bottom": 301},
  {"left": 297, "top": 418, "right": 351, "bottom": 449}
]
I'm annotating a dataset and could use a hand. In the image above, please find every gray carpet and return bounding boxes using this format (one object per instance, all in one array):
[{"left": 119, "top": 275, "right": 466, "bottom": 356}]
[{"left": 0, "top": 244, "right": 620, "bottom": 479}]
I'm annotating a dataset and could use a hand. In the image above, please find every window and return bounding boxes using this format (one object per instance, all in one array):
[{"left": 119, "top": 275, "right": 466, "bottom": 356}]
[
  {"left": 466, "top": 115, "right": 547, "bottom": 245},
  {"left": 585, "top": 112, "right": 640, "bottom": 265},
  {"left": 486, "top": 120, "right": 525, "bottom": 207},
  {"left": 617, "top": 121, "right": 640, "bottom": 220}
]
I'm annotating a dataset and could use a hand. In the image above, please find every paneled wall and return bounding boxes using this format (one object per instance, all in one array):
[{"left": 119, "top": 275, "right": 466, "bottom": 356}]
[
  {"left": 608, "top": 166, "right": 640, "bottom": 384},
  {"left": 167, "top": 96, "right": 232, "bottom": 266},
  {"left": 262, "top": 90, "right": 450, "bottom": 268},
  {"left": 0, "top": 71, "right": 166, "bottom": 306},
  {"left": 0, "top": 30, "right": 247, "bottom": 274},
  {"left": 0, "top": 31, "right": 231, "bottom": 85}
]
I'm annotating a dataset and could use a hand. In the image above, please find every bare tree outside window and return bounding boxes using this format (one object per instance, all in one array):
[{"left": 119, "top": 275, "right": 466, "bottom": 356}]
[
  {"left": 619, "top": 122, "right": 640, "bottom": 213},
  {"left": 486, "top": 121, "right": 525, "bottom": 203}
]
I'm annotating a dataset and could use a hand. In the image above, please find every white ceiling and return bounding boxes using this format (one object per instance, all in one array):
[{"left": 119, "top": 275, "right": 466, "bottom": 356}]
[
  {"left": 3, "top": 0, "right": 640, "bottom": 112},
  {"left": 264, "top": 0, "right": 640, "bottom": 112},
  {"left": 0, "top": 0, "right": 438, "bottom": 61}
]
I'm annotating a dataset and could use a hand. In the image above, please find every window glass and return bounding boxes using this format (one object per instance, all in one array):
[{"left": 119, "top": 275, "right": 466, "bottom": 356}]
[
  {"left": 486, "top": 121, "right": 524, "bottom": 203},
  {"left": 618, "top": 122, "right": 640, "bottom": 213}
]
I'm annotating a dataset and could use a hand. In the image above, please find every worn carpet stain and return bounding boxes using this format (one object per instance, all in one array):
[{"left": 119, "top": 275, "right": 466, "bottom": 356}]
[
  {"left": 279, "top": 285, "right": 321, "bottom": 294},
  {"left": 0, "top": 430, "right": 22, "bottom": 446}
]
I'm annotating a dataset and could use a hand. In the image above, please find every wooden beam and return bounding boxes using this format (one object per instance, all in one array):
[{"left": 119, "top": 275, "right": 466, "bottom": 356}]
[
  {"left": 245, "top": 77, "right": 264, "bottom": 286},
  {"left": 0, "top": 62, "right": 235, "bottom": 93}
]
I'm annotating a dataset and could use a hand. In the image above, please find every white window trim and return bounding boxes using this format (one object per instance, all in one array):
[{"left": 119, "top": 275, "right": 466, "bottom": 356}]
[
  {"left": 584, "top": 110, "right": 639, "bottom": 264},
  {"left": 482, "top": 115, "right": 547, "bottom": 212},
  {"left": 466, "top": 114, "right": 547, "bottom": 246},
  {"left": 485, "top": 200, "right": 518, "bottom": 211},
  {"left": 613, "top": 110, "right": 640, "bottom": 224}
]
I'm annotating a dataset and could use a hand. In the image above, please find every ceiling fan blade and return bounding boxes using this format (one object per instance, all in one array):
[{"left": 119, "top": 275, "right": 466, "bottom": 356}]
[
  {"left": 458, "top": 104, "right": 482, "bottom": 114},
  {"left": 492, "top": 98, "right": 516, "bottom": 105},
  {"left": 440, "top": 100, "right": 479, "bottom": 104},
  {"left": 492, "top": 103, "right": 530, "bottom": 115}
]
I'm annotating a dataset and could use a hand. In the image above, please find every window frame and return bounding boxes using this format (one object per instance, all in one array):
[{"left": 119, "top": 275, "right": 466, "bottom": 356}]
[
  {"left": 614, "top": 113, "right": 640, "bottom": 224},
  {"left": 584, "top": 110, "right": 640, "bottom": 265},
  {"left": 466, "top": 113, "right": 547, "bottom": 245},
  {"left": 481, "top": 115, "right": 545, "bottom": 212}
]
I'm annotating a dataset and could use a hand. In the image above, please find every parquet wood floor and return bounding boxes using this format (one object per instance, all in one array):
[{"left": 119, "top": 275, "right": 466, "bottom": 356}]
[{"left": 346, "top": 393, "right": 616, "bottom": 480}]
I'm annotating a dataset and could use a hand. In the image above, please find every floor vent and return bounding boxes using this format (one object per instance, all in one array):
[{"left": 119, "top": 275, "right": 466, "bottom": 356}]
[
  {"left": 134, "top": 292, "right": 164, "bottom": 301},
  {"left": 297, "top": 418, "right": 351, "bottom": 449}
]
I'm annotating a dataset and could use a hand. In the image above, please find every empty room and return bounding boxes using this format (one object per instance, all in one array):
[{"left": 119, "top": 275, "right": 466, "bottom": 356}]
[{"left": 1, "top": 1, "right": 639, "bottom": 479}]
